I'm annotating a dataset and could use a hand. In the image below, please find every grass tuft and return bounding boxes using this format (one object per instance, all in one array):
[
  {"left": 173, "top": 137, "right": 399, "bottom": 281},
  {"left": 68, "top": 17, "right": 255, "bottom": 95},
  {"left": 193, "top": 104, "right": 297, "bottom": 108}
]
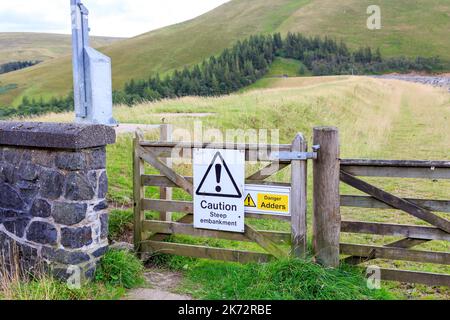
[
  {"left": 181, "top": 258, "right": 394, "bottom": 300},
  {"left": 95, "top": 250, "right": 145, "bottom": 289}
]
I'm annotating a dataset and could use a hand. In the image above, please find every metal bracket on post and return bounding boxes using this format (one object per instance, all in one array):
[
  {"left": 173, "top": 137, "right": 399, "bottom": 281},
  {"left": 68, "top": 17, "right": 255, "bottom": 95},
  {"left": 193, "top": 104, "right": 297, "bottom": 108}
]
[
  {"left": 269, "top": 151, "right": 318, "bottom": 161},
  {"left": 71, "top": 0, "right": 117, "bottom": 126}
]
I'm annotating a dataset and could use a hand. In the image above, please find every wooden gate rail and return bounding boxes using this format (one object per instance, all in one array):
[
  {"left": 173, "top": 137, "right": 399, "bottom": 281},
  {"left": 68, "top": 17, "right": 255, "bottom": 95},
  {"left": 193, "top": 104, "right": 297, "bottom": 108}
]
[
  {"left": 134, "top": 125, "right": 308, "bottom": 264},
  {"left": 377, "top": 269, "right": 450, "bottom": 287},
  {"left": 341, "top": 221, "right": 450, "bottom": 241},
  {"left": 340, "top": 195, "right": 450, "bottom": 213},
  {"left": 141, "top": 175, "right": 291, "bottom": 189},
  {"left": 340, "top": 243, "right": 450, "bottom": 265},
  {"left": 341, "top": 159, "right": 450, "bottom": 179},
  {"left": 339, "top": 158, "right": 450, "bottom": 287},
  {"left": 142, "top": 220, "right": 291, "bottom": 244},
  {"left": 141, "top": 241, "right": 272, "bottom": 263},
  {"left": 139, "top": 141, "right": 293, "bottom": 162}
]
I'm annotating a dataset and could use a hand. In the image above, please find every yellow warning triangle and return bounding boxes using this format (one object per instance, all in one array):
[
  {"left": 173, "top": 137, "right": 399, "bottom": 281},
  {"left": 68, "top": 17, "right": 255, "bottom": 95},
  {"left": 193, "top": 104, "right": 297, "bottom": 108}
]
[{"left": 244, "top": 194, "right": 256, "bottom": 207}]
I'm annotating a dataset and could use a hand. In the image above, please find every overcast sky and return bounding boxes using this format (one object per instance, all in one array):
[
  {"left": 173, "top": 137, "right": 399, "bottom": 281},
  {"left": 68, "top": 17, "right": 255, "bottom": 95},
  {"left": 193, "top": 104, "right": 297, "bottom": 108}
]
[{"left": 0, "top": 0, "right": 229, "bottom": 38}]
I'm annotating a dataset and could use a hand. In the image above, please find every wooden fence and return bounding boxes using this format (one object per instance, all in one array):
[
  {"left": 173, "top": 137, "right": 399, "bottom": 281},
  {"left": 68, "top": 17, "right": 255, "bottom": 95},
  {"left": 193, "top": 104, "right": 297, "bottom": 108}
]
[
  {"left": 133, "top": 125, "right": 450, "bottom": 287},
  {"left": 339, "top": 158, "right": 450, "bottom": 287}
]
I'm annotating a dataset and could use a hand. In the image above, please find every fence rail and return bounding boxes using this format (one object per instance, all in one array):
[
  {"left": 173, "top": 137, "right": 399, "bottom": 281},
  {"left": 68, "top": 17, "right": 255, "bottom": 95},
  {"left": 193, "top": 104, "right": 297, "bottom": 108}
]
[{"left": 341, "top": 159, "right": 450, "bottom": 179}]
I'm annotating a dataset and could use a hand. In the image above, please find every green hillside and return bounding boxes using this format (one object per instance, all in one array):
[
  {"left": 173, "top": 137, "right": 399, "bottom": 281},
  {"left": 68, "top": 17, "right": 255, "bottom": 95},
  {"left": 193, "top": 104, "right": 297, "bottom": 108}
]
[
  {"left": 0, "top": 32, "right": 123, "bottom": 64},
  {"left": 0, "top": 0, "right": 449, "bottom": 106}
]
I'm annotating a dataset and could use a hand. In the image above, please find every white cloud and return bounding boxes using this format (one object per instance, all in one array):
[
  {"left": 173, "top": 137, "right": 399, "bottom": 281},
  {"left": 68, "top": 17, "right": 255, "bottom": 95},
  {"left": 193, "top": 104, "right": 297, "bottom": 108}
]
[{"left": 0, "top": 0, "right": 229, "bottom": 37}]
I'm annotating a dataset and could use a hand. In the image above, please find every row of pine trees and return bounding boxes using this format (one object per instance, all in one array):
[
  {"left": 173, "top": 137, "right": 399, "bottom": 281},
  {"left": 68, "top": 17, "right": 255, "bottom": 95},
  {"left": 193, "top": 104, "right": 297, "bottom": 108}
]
[
  {"left": 115, "top": 32, "right": 440, "bottom": 105},
  {"left": 0, "top": 60, "right": 41, "bottom": 75}
]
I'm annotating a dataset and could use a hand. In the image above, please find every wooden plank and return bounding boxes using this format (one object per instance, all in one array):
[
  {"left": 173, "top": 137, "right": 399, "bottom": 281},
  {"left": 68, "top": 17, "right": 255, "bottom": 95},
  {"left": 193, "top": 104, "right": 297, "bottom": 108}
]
[
  {"left": 159, "top": 124, "right": 173, "bottom": 222},
  {"left": 142, "top": 175, "right": 290, "bottom": 188},
  {"left": 143, "top": 220, "right": 249, "bottom": 242},
  {"left": 140, "top": 141, "right": 292, "bottom": 151},
  {"left": 143, "top": 220, "right": 291, "bottom": 244},
  {"left": 340, "top": 171, "right": 450, "bottom": 233},
  {"left": 341, "top": 165, "right": 450, "bottom": 179},
  {"left": 143, "top": 199, "right": 292, "bottom": 221},
  {"left": 342, "top": 238, "right": 429, "bottom": 266},
  {"left": 260, "top": 231, "right": 291, "bottom": 244},
  {"left": 341, "top": 159, "right": 450, "bottom": 168},
  {"left": 313, "top": 127, "right": 341, "bottom": 267},
  {"left": 340, "top": 243, "right": 450, "bottom": 265},
  {"left": 341, "top": 221, "right": 450, "bottom": 241},
  {"left": 140, "top": 142, "right": 292, "bottom": 162},
  {"left": 144, "top": 148, "right": 283, "bottom": 162},
  {"left": 246, "top": 162, "right": 290, "bottom": 181},
  {"left": 385, "top": 238, "right": 428, "bottom": 249},
  {"left": 149, "top": 213, "right": 193, "bottom": 242},
  {"left": 290, "top": 133, "right": 307, "bottom": 258},
  {"left": 340, "top": 195, "right": 450, "bottom": 213},
  {"left": 379, "top": 268, "right": 450, "bottom": 287},
  {"left": 137, "top": 145, "right": 194, "bottom": 195},
  {"left": 141, "top": 241, "right": 273, "bottom": 263},
  {"left": 133, "top": 131, "right": 145, "bottom": 253},
  {"left": 143, "top": 199, "right": 193, "bottom": 213},
  {"left": 244, "top": 224, "right": 288, "bottom": 259}
]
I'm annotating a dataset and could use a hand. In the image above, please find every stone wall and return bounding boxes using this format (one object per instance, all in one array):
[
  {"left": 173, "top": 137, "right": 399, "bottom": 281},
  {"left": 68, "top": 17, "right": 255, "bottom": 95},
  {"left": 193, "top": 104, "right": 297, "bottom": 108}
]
[{"left": 0, "top": 122, "right": 115, "bottom": 282}]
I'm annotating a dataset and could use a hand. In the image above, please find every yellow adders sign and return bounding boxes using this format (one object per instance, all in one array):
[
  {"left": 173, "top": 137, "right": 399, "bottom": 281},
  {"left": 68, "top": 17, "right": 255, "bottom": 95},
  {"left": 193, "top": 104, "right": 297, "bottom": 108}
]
[{"left": 244, "top": 185, "right": 291, "bottom": 216}]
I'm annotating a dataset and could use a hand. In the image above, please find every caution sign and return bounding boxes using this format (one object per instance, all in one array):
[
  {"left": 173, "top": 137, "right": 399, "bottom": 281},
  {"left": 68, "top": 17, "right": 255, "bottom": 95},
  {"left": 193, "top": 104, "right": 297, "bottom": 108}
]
[
  {"left": 244, "top": 185, "right": 291, "bottom": 216},
  {"left": 193, "top": 149, "right": 245, "bottom": 233}
]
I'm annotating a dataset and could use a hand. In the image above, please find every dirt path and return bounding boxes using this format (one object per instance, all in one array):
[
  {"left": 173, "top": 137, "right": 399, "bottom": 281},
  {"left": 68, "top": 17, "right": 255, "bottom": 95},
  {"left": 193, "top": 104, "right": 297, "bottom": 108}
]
[{"left": 124, "top": 269, "right": 192, "bottom": 300}]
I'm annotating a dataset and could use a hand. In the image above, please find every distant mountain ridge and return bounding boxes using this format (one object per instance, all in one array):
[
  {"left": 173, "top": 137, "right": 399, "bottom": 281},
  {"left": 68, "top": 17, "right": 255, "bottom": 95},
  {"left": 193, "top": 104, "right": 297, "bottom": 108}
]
[
  {"left": 0, "top": 0, "right": 448, "bottom": 106},
  {"left": 0, "top": 32, "right": 123, "bottom": 65}
]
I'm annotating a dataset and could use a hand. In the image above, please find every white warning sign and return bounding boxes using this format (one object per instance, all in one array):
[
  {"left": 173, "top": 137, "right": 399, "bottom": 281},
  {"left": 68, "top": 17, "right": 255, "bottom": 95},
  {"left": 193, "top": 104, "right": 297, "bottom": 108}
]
[{"left": 193, "top": 149, "right": 245, "bottom": 233}]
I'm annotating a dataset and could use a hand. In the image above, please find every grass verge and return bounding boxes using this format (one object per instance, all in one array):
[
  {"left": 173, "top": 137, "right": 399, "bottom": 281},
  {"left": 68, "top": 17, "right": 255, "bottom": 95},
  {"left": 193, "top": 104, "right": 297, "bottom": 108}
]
[
  {"left": 157, "top": 257, "right": 394, "bottom": 300},
  {"left": 0, "top": 247, "right": 144, "bottom": 300}
]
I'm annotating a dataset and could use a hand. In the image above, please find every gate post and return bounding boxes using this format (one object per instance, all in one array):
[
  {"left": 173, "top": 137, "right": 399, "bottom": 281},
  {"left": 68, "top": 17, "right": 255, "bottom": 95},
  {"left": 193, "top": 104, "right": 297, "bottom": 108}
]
[
  {"left": 291, "top": 133, "right": 307, "bottom": 258},
  {"left": 159, "top": 124, "right": 173, "bottom": 222},
  {"left": 313, "top": 127, "right": 340, "bottom": 267},
  {"left": 133, "top": 131, "right": 145, "bottom": 253}
]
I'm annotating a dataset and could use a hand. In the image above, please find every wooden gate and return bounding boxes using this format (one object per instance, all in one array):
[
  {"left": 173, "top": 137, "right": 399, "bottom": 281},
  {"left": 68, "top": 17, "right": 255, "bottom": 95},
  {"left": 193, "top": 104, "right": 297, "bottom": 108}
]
[
  {"left": 340, "top": 159, "right": 450, "bottom": 286},
  {"left": 133, "top": 125, "right": 311, "bottom": 263},
  {"left": 133, "top": 125, "right": 449, "bottom": 286}
]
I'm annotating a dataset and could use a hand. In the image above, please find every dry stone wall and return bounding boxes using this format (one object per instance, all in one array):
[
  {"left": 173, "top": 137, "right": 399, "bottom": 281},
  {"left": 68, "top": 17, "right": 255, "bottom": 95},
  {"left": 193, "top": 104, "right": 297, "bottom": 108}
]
[{"left": 0, "top": 122, "right": 115, "bottom": 282}]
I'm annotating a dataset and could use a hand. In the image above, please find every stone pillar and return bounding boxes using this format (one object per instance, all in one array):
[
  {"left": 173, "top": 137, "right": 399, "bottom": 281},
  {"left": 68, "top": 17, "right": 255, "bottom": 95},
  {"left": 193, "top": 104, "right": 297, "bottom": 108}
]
[{"left": 0, "top": 122, "right": 116, "bottom": 282}]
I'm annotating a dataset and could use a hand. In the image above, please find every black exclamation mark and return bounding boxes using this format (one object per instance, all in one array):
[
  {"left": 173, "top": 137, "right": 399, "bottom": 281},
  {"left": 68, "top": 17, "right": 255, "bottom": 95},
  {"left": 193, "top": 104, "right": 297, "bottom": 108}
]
[{"left": 215, "top": 164, "right": 222, "bottom": 193}]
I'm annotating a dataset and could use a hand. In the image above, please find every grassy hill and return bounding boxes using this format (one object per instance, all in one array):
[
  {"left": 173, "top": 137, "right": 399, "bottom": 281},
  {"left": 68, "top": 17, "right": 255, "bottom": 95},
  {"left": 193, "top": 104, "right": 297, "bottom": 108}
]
[
  {"left": 28, "top": 76, "right": 450, "bottom": 299},
  {"left": 0, "top": 32, "right": 123, "bottom": 64},
  {"left": 1, "top": 0, "right": 449, "bottom": 106}
]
